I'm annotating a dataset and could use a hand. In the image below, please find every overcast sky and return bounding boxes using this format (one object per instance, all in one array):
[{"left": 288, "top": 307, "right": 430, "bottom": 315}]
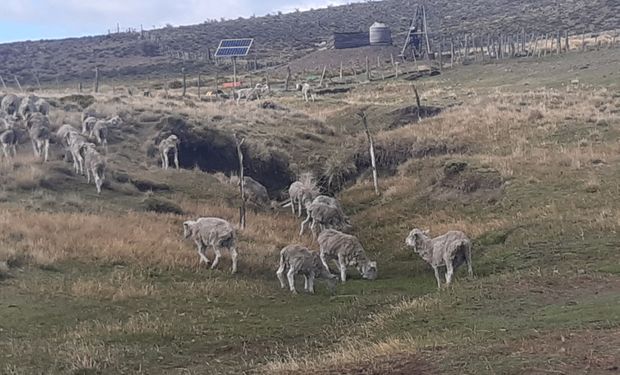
[{"left": 0, "top": 0, "right": 355, "bottom": 43}]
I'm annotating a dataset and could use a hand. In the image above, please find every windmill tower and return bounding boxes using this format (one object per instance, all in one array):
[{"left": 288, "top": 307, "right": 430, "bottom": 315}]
[{"left": 399, "top": 3, "right": 432, "bottom": 60}]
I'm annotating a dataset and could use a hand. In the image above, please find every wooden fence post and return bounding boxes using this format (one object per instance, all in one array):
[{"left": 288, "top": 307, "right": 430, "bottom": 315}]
[
  {"left": 340, "top": 61, "right": 343, "bottom": 80},
  {"left": 182, "top": 67, "right": 187, "bottom": 97},
  {"left": 0, "top": 75, "right": 6, "bottom": 90},
  {"left": 197, "top": 73, "right": 201, "bottom": 99},
  {"left": 557, "top": 31, "right": 562, "bottom": 54},
  {"left": 358, "top": 112, "right": 379, "bottom": 196},
  {"left": 14, "top": 76, "right": 23, "bottom": 92},
  {"left": 285, "top": 66, "right": 291, "bottom": 91},
  {"left": 234, "top": 133, "right": 246, "bottom": 230},
  {"left": 565, "top": 30, "right": 570, "bottom": 52},
  {"left": 94, "top": 67, "right": 99, "bottom": 93},
  {"left": 413, "top": 84, "right": 422, "bottom": 122},
  {"left": 366, "top": 56, "right": 371, "bottom": 81},
  {"left": 319, "top": 65, "right": 327, "bottom": 87}
]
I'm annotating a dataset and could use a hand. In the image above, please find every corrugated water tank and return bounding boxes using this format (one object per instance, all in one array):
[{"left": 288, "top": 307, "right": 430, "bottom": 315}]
[{"left": 369, "top": 22, "right": 392, "bottom": 46}]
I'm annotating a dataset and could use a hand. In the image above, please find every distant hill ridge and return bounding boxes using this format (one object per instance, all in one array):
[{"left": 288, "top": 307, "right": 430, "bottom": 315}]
[{"left": 0, "top": 0, "right": 618, "bottom": 85}]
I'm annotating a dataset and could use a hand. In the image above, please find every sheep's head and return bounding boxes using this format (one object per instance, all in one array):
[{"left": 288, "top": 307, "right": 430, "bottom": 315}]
[
  {"left": 325, "top": 273, "right": 338, "bottom": 293},
  {"left": 183, "top": 220, "right": 196, "bottom": 239},
  {"left": 360, "top": 260, "right": 378, "bottom": 280},
  {"left": 168, "top": 134, "right": 179, "bottom": 144},
  {"left": 110, "top": 116, "right": 123, "bottom": 126},
  {"left": 405, "top": 228, "right": 430, "bottom": 252}
]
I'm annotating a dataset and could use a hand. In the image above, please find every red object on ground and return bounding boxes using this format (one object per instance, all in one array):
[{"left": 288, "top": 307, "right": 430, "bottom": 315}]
[{"left": 222, "top": 82, "right": 242, "bottom": 88}]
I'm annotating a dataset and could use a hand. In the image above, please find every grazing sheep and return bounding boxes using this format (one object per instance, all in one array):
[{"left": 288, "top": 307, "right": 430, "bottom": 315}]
[
  {"left": 405, "top": 229, "right": 473, "bottom": 289},
  {"left": 288, "top": 173, "right": 319, "bottom": 217},
  {"left": 158, "top": 134, "right": 180, "bottom": 170},
  {"left": 296, "top": 83, "right": 316, "bottom": 102},
  {"left": 0, "top": 128, "right": 18, "bottom": 161},
  {"left": 35, "top": 98, "right": 50, "bottom": 115},
  {"left": 183, "top": 217, "right": 238, "bottom": 273},
  {"left": 56, "top": 124, "right": 80, "bottom": 163},
  {"left": 318, "top": 229, "right": 377, "bottom": 283},
  {"left": 26, "top": 113, "right": 50, "bottom": 162},
  {"left": 82, "top": 116, "right": 97, "bottom": 135},
  {"left": 67, "top": 132, "right": 88, "bottom": 174},
  {"left": 300, "top": 201, "right": 351, "bottom": 239},
  {"left": 82, "top": 143, "right": 106, "bottom": 194},
  {"left": 1, "top": 94, "right": 21, "bottom": 116},
  {"left": 276, "top": 244, "right": 338, "bottom": 294}
]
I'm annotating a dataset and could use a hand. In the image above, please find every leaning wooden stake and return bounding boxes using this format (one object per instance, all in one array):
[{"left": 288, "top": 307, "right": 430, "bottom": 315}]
[
  {"left": 319, "top": 65, "right": 327, "bottom": 87},
  {"left": 94, "top": 67, "right": 99, "bottom": 93},
  {"left": 365, "top": 56, "right": 371, "bottom": 81},
  {"left": 14, "top": 76, "right": 23, "bottom": 92},
  {"left": 285, "top": 66, "right": 292, "bottom": 91},
  {"left": 413, "top": 84, "right": 422, "bottom": 122},
  {"left": 182, "top": 68, "right": 187, "bottom": 97},
  {"left": 0, "top": 75, "right": 7, "bottom": 90},
  {"left": 234, "top": 133, "right": 247, "bottom": 229},
  {"left": 358, "top": 112, "right": 379, "bottom": 196}
]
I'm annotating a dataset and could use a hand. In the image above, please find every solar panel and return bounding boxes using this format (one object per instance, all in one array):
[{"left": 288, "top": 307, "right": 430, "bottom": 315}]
[{"left": 215, "top": 38, "right": 254, "bottom": 58}]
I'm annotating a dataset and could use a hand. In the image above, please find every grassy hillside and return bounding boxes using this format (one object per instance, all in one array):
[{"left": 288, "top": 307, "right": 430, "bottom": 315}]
[
  {"left": 0, "top": 0, "right": 618, "bottom": 85},
  {"left": 1, "top": 48, "right": 620, "bottom": 374}
]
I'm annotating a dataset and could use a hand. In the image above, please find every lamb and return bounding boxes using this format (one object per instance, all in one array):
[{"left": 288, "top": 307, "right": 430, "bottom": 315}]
[
  {"left": 158, "top": 134, "right": 180, "bottom": 170},
  {"left": 183, "top": 217, "right": 238, "bottom": 274},
  {"left": 317, "top": 229, "right": 377, "bottom": 283},
  {"left": 82, "top": 143, "right": 106, "bottom": 194},
  {"left": 296, "top": 83, "right": 316, "bottom": 103},
  {"left": 25, "top": 113, "right": 50, "bottom": 162},
  {"left": 300, "top": 201, "right": 351, "bottom": 239},
  {"left": 276, "top": 244, "right": 338, "bottom": 294},
  {"left": 405, "top": 229, "right": 473, "bottom": 289},
  {"left": 288, "top": 173, "right": 319, "bottom": 217}
]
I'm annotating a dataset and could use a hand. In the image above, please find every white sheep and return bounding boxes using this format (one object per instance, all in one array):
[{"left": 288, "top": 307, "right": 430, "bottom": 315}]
[
  {"left": 183, "top": 217, "right": 238, "bottom": 273},
  {"left": 17, "top": 95, "right": 38, "bottom": 120},
  {"left": 297, "top": 83, "right": 316, "bottom": 102},
  {"left": 25, "top": 113, "right": 50, "bottom": 162},
  {"left": 35, "top": 98, "right": 50, "bottom": 116},
  {"left": 82, "top": 116, "right": 98, "bottom": 135},
  {"left": 91, "top": 116, "right": 121, "bottom": 153},
  {"left": 158, "top": 134, "right": 180, "bottom": 170},
  {"left": 405, "top": 229, "right": 473, "bottom": 289},
  {"left": 0, "top": 128, "right": 18, "bottom": 161},
  {"left": 67, "top": 132, "right": 88, "bottom": 174},
  {"left": 234, "top": 84, "right": 263, "bottom": 104},
  {"left": 288, "top": 173, "right": 319, "bottom": 217},
  {"left": 82, "top": 143, "right": 106, "bottom": 194},
  {"left": 276, "top": 244, "right": 338, "bottom": 294},
  {"left": 318, "top": 229, "right": 377, "bottom": 283},
  {"left": 300, "top": 201, "right": 351, "bottom": 239},
  {"left": 1, "top": 94, "right": 21, "bottom": 117},
  {"left": 230, "top": 175, "right": 270, "bottom": 207}
]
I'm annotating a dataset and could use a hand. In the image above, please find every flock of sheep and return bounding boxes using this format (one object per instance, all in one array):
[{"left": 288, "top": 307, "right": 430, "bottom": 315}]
[
  {"left": 0, "top": 93, "right": 118, "bottom": 194},
  {"left": 232, "top": 82, "right": 316, "bottom": 103},
  {"left": 183, "top": 173, "right": 473, "bottom": 294}
]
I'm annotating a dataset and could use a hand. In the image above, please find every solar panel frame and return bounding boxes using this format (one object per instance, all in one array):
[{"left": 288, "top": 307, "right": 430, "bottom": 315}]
[{"left": 215, "top": 38, "right": 254, "bottom": 58}]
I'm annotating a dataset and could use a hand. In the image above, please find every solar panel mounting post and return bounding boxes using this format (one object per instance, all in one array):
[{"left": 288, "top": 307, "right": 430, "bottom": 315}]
[{"left": 233, "top": 57, "right": 237, "bottom": 87}]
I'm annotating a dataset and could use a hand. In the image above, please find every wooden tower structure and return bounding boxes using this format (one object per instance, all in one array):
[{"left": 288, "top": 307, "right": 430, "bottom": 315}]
[{"left": 400, "top": 3, "right": 432, "bottom": 60}]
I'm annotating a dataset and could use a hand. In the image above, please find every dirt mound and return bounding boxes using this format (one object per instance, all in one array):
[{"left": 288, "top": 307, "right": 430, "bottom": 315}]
[
  {"left": 433, "top": 160, "right": 504, "bottom": 202},
  {"left": 389, "top": 105, "right": 443, "bottom": 129}
]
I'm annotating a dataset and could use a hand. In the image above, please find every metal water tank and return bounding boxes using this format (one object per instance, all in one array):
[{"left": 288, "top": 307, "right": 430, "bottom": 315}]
[{"left": 369, "top": 22, "right": 392, "bottom": 46}]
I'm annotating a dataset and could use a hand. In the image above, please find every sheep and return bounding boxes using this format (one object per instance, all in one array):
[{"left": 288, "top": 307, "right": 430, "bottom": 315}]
[
  {"left": 90, "top": 116, "right": 121, "bottom": 153},
  {"left": 276, "top": 244, "right": 338, "bottom": 294},
  {"left": 296, "top": 83, "right": 316, "bottom": 102},
  {"left": 0, "top": 128, "right": 18, "bottom": 161},
  {"left": 158, "top": 134, "right": 180, "bottom": 170},
  {"left": 288, "top": 173, "right": 319, "bottom": 217},
  {"left": 234, "top": 83, "right": 263, "bottom": 104},
  {"left": 17, "top": 95, "right": 38, "bottom": 120},
  {"left": 1, "top": 94, "right": 21, "bottom": 116},
  {"left": 67, "top": 132, "right": 88, "bottom": 174},
  {"left": 56, "top": 124, "right": 80, "bottom": 161},
  {"left": 318, "top": 229, "right": 377, "bottom": 283},
  {"left": 230, "top": 175, "right": 270, "bottom": 206},
  {"left": 25, "top": 113, "right": 50, "bottom": 162},
  {"left": 183, "top": 217, "right": 238, "bottom": 273},
  {"left": 405, "top": 229, "right": 473, "bottom": 289},
  {"left": 82, "top": 116, "right": 98, "bottom": 135},
  {"left": 82, "top": 143, "right": 106, "bottom": 194},
  {"left": 300, "top": 201, "right": 351, "bottom": 239},
  {"left": 35, "top": 98, "right": 50, "bottom": 115}
]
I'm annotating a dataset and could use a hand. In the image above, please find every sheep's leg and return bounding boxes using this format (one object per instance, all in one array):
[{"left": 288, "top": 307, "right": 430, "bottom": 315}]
[
  {"left": 433, "top": 266, "right": 442, "bottom": 290},
  {"left": 173, "top": 149, "right": 179, "bottom": 170},
  {"left": 337, "top": 254, "right": 347, "bottom": 283},
  {"left": 94, "top": 170, "right": 102, "bottom": 194},
  {"left": 310, "top": 219, "right": 318, "bottom": 240},
  {"left": 103, "top": 140, "right": 108, "bottom": 155},
  {"left": 196, "top": 241, "right": 209, "bottom": 265},
  {"left": 210, "top": 244, "right": 221, "bottom": 270},
  {"left": 308, "top": 273, "right": 315, "bottom": 293},
  {"left": 303, "top": 275, "right": 309, "bottom": 292},
  {"left": 466, "top": 245, "right": 473, "bottom": 277},
  {"left": 276, "top": 264, "right": 287, "bottom": 289},
  {"left": 31, "top": 140, "right": 39, "bottom": 157},
  {"left": 287, "top": 269, "right": 297, "bottom": 294},
  {"left": 2, "top": 145, "right": 9, "bottom": 160},
  {"left": 43, "top": 140, "right": 49, "bottom": 162},
  {"left": 291, "top": 198, "right": 296, "bottom": 216},
  {"left": 85, "top": 166, "right": 91, "bottom": 184},
  {"left": 299, "top": 211, "right": 311, "bottom": 237},
  {"left": 297, "top": 198, "right": 302, "bottom": 217},
  {"left": 11, "top": 145, "right": 16, "bottom": 158},
  {"left": 162, "top": 152, "right": 169, "bottom": 170},
  {"left": 320, "top": 252, "right": 332, "bottom": 275},
  {"left": 445, "top": 261, "right": 454, "bottom": 286},
  {"left": 229, "top": 246, "right": 238, "bottom": 274}
]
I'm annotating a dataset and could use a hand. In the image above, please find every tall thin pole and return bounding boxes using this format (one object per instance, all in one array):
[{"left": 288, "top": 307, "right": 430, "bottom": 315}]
[
  {"left": 358, "top": 112, "right": 379, "bottom": 196},
  {"left": 234, "top": 133, "right": 246, "bottom": 229},
  {"left": 232, "top": 57, "right": 237, "bottom": 87}
]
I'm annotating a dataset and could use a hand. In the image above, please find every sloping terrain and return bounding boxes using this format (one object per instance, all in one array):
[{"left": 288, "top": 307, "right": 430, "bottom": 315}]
[
  {"left": 0, "top": 48, "right": 619, "bottom": 374},
  {"left": 0, "top": 0, "right": 618, "bottom": 85}
]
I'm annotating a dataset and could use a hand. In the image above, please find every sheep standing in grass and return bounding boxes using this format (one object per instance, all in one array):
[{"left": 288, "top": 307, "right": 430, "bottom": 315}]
[
  {"left": 1, "top": 94, "right": 21, "bottom": 117},
  {"left": 82, "top": 116, "right": 98, "bottom": 135},
  {"left": 235, "top": 84, "right": 263, "bottom": 104},
  {"left": 296, "top": 83, "right": 316, "bottom": 103},
  {"left": 0, "top": 127, "right": 18, "bottom": 161},
  {"left": 82, "top": 143, "right": 106, "bottom": 194},
  {"left": 230, "top": 175, "right": 270, "bottom": 207},
  {"left": 158, "top": 134, "right": 180, "bottom": 170},
  {"left": 300, "top": 201, "right": 351, "bottom": 239},
  {"left": 35, "top": 98, "right": 50, "bottom": 116},
  {"left": 288, "top": 173, "right": 319, "bottom": 217},
  {"left": 318, "top": 229, "right": 377, "bottom": 283},
  {"left": 17, "top": 96, "right": 38, "bottom": 120},
  {"left": 25, "top": 113, "right": 50, "bottom": 162},
  {"left": 183, "top": 217, "right": 238, "bottom": 274},
  {"left": 67, "top": 132, "right": 88, "bottom": 174},
  {"left": 91, "top": 116, "right": 121, "bottom": 153},
  {"left": 405, "top": 229, "right": 473, "bottom": 289},
  {"left": 276, "top": 244, "right": 338, "bottom": 294}
]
